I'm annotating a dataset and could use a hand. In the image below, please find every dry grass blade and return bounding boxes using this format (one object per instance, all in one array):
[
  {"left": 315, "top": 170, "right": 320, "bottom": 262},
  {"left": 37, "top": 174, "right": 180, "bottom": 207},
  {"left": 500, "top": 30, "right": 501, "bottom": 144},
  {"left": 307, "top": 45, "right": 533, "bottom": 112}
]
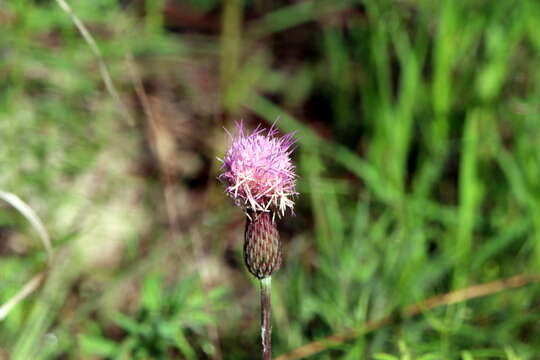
[
  {"left": 126, "top": 55, "right": 223, "bottom": 359},
  {"left": 0, "top": 191, "right": 53, "bottom": 321},
  {"left": 0, "top": 191, "right": 52, "bottom": 260},
  {"left": 0, "top": 273, "right": 45, "bottom": 321},
  {"left": 54, "top": 0, "right": 134, "bottom": 126},
  {"left": 401, "top": 274, "right": 539, "bottom": 316},
  {"left": 275, "top": 274, "right": 540, "bottom": 360}
]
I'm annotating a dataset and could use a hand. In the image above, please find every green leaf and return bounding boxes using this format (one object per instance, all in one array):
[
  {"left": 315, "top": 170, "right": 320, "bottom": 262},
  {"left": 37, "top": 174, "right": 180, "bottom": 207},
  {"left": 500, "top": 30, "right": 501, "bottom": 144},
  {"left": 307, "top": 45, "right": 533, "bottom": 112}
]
[
  {"left": 79, "top": 334, "right": 119, "bottom": 357},
  {"left": 141, "top": 274, "right": 162, "bottom": 313}
]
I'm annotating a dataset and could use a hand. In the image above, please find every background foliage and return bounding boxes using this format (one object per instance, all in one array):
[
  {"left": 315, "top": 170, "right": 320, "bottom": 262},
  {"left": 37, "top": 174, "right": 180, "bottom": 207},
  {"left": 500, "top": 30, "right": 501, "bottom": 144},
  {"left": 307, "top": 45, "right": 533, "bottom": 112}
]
[{"left": 1, "top": 0, "right": 540, "bottom": 359}]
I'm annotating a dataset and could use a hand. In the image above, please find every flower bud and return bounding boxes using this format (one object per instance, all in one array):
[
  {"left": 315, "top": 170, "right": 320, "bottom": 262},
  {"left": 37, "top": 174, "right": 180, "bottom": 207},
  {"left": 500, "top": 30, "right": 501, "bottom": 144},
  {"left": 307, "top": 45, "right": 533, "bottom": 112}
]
[{"left": 244, "top": 212, "right": 281, "bottom": 279}]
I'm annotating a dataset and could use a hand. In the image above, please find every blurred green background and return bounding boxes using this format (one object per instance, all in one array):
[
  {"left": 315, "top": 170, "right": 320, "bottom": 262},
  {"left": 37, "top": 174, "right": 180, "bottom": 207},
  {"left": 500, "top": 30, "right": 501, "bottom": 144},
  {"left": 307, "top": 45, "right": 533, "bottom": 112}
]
[{"left": 2, "top": 0, "right": 540, "bottom": 359}]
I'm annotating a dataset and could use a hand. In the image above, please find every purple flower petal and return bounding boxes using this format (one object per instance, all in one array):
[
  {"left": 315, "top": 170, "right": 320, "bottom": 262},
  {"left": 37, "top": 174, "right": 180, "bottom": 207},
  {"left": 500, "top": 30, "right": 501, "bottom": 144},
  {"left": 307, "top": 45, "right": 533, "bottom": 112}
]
[{"left": 219, "top": 121, "right": 297, "bottom": 217}]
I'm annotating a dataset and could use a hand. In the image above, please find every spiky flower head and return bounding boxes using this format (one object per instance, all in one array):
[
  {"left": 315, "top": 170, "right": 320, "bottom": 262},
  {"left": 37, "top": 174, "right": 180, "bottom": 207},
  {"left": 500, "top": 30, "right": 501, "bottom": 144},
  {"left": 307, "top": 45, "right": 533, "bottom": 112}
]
[{"left": 219, "top": 121, "right": 297, "bottom": 218}]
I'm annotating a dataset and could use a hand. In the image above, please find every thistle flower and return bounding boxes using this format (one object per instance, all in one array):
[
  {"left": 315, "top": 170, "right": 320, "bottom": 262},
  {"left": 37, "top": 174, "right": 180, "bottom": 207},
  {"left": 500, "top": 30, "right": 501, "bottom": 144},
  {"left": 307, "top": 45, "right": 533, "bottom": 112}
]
[
  {"left": 218, "top": 121, "right": 297, "bottom": 360},
  {"left": 218, "top": 121, "right": 297, "bottom": 218}
]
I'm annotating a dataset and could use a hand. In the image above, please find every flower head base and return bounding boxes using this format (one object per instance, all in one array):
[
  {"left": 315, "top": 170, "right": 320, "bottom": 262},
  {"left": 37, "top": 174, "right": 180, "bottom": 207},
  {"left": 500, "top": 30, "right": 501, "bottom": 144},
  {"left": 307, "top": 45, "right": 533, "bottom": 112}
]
[
  {"left": 244, "top": 211, "right": 281, "bottom": 279},
  {"left": 219, "top": 121, "right": 297, "bottom": 218}
]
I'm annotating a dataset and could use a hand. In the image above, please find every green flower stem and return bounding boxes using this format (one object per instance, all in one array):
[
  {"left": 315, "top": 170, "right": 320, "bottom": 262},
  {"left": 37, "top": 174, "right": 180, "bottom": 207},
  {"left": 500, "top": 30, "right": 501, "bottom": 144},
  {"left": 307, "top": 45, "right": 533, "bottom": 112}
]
[{"left": 260, "top": 276, "right": 272, "bottom": 360}]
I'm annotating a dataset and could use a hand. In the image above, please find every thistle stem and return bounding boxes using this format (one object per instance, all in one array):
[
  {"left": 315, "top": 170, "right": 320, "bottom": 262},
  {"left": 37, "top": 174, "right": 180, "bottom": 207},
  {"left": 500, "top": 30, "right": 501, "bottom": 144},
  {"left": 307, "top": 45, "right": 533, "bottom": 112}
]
[{"left": 260, "top": 276, "right": 272, "bottom": 360}]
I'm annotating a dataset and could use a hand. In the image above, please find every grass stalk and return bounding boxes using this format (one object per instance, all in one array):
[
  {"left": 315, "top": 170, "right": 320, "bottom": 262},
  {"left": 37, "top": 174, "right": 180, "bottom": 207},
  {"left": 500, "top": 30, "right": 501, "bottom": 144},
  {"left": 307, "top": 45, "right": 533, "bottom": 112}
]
[
  {"left": 54, "top": 0, "right": 134, "bottom": 126},
  {"left": 220, "top": 0, "right": 243, "bottom": 112}
]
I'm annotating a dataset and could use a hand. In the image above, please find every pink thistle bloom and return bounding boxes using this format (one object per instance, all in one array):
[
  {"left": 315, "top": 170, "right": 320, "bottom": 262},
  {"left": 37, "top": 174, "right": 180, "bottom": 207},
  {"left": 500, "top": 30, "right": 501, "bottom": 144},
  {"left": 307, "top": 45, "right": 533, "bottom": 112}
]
[{"left": 218, "top": 121, "right": 297, "bottom": 218}]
